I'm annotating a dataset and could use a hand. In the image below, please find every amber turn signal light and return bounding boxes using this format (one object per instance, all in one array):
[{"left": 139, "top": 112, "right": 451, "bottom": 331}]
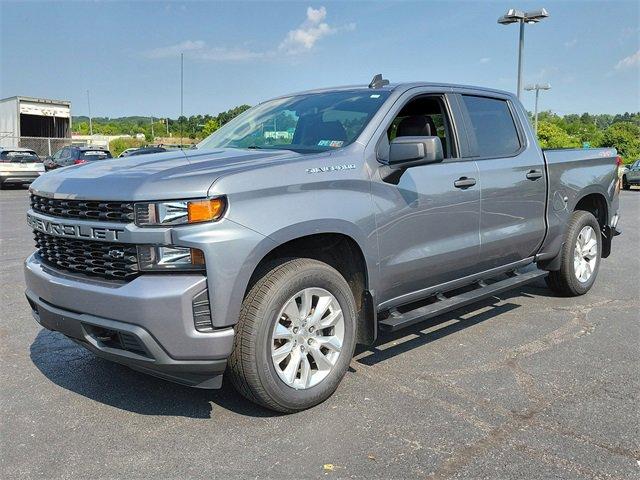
[{"left": 187, "top": 198, "right": 226, "bottom": 224}]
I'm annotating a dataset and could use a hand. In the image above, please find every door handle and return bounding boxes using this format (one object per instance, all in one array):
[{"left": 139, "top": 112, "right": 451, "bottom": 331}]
[
  {"left": 526, "top": 169, "right": 543, "bottom": 180},
  {"left": 454, "top": 177, "right": 476, "bottom": 189}
]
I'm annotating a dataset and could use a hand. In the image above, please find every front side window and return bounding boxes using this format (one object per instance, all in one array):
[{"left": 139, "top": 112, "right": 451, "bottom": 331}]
[
  {"left": 59, "top": 148, "right": 73, "bottom": 161},
  {"left": 461, "top": 95, "right": 521, "bottom": 158},
  {"left": 198, "top": 90, "right": 391, "bottom": 153},
  {"left": 386, "top": 95, "right": 455, "bottom": 158}
]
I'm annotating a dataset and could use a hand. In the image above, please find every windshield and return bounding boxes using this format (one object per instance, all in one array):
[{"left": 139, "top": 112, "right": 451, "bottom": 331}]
[
  {"left": 0, "top": 150, "right": 40, "bottom": 163},
  {"left": 197, "top": 90, "right": 391, "bottom": 153}
]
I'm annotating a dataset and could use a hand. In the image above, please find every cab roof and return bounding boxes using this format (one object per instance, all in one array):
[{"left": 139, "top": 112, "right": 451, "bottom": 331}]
[{"left": 273, "top": 82, "right": 514, "bottom": 99}]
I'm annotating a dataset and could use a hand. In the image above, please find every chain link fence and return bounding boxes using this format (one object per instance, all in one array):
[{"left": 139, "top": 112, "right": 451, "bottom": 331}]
[{"left": 0, "top": 136, "right": 75, "bottom": 157}]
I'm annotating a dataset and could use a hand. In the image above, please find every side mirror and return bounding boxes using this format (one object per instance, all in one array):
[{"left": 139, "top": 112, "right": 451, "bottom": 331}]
[
  {"left": 388, "top": 136, "right": 444, "bottom": 168},
  {"left": 381, "top": 136, "right": 444, "bottom": 184}
]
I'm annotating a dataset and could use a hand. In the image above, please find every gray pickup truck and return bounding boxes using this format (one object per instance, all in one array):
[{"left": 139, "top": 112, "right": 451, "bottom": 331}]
[{"left": 24, "top": 76, "right": 621, "bottom": 412}]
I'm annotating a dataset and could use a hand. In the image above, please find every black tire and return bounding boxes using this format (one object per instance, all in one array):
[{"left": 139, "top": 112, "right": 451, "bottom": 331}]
[
  {"left": 545, "top": 210, "right": 601, "bottom": 297},
  {"left": 228, "top": 258, "right": 357, "bottom": 413},
  {"left": 622, "top": 176, "right": 630, "bottom": 190}
]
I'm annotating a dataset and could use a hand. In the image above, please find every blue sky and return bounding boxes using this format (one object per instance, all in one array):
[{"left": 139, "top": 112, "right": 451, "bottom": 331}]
[{"left": 1, "top": 1, "right": 638, "bottom": 117}]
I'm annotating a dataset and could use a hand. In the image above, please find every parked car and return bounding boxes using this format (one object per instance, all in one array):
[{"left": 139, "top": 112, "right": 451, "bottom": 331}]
[
  {"left": 0, "top": 148, "right": 44, "bottom": 188},
  {"left": 25, "top": 77, "right": 621, "bottom": 412},
  {"left": 44, "top": 146, "right": 112, "bottom": 171},
  {"left": 125, "top": 146, "right": 168, "bottom": 157},
  {"left": 621, "top": 160, "right": 640, "bottom": 189},
  {"left": 118, "top": 148, "right": 140, "bottom": 158}
]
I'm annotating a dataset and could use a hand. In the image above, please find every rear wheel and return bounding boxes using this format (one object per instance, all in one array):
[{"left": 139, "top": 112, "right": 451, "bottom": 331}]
[
  {"left": 228, "top": 258, "right": 357, "bottom": 413},
  {"left": 545, "top": 210, "right": 601, "bottom": 296},
  {"left": 622, "top": 176, "right": 630, "bottom": 190}
]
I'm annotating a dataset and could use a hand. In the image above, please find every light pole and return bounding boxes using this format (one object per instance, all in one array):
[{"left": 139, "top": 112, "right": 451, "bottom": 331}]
[
  {"left": 86, "top": 90, "right": 93, "bottom": 141},
  {"left": 498, "top": 8, "right": 549, "bottom": 99},
  {"left": 525, "top": 83, "right": 551, "bottom": 134},
  {"left": 180, "top": 52, "right": 184, "bottom": 146}
]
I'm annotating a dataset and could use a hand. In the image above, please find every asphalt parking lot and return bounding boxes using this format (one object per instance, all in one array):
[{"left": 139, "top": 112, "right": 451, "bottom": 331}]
[{"left": 1, "top": 187, "right": 638, "bottom": 479}]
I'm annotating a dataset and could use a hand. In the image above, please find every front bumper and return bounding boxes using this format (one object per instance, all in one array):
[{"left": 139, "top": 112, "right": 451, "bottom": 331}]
[{"left": 24, "top": 253, "right": 235, "bottom": 388}]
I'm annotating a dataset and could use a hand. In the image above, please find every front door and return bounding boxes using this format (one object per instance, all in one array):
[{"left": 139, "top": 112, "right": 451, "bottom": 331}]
[{"left": 371, "top": 93, "right": 482, "bottom": 308}]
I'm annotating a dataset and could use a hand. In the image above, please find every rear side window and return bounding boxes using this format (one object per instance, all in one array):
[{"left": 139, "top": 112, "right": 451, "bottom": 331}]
[
  {"left": 461, "top": 95, "right": 521, "bottom": 157},
  {"left": 79, "top": 150, "right": 112, "bottom": 161}
]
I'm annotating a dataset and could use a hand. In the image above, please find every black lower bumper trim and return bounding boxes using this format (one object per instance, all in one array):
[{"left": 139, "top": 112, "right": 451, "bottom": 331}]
[{"left": 26, "top": 291, "right": 227, "bottom": 389}]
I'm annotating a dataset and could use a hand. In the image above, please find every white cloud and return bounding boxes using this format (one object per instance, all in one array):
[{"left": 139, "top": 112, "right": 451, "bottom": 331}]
[
  {"left": 479, "top": 57, "right": 491, "bottom": 64},
  {"left": 279, "top": 6, "right": 341, "bottom": 55},
  {"left": 614, "top": 50, "right": 640, "bottom": 70},
  {"left": 564, "top": 38, "right": 577, "bottom": 48},
  {"left": 305, "top": 5, "right": 327, "bottom": 24},
  {"left": 145, "top": 6, "right": 353, "bottom": 62}
]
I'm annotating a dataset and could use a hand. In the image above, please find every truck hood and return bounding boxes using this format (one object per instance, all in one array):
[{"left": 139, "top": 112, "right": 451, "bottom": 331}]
[{"left": 30, "top": 148, "right": 302, "bottom": 201}]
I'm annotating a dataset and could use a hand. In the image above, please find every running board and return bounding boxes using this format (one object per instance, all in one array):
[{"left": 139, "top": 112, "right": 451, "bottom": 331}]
[{"left": 378, "top": 269, "right": 548, "bottom": 332}]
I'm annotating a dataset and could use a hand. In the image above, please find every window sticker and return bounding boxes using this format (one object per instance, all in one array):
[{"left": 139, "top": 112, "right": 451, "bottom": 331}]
[{"left": 318, "top": 140, "right": 344, "bottom": 148}]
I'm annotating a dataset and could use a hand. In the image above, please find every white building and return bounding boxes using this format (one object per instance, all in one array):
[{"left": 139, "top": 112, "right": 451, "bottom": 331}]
[{"left": 0, "top": 96, "right": 71, "bottom": 154}]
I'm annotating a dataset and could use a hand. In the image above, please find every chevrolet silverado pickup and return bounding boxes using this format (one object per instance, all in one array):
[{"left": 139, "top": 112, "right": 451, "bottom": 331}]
[{"left": 24, "top": 76, "right": 621, "bottom": 412}]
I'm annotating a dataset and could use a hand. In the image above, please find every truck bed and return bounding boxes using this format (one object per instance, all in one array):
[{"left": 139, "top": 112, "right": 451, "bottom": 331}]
[{"left": 540, "top": 147, "right": 619, "bottom": 260}]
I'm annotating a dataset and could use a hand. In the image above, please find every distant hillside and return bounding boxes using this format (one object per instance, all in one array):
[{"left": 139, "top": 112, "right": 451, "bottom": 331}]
[{"left": 71, "top": 105, "right": 251, "bottom": 140}]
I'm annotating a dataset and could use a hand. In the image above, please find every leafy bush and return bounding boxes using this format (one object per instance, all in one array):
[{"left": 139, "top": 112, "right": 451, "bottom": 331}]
[
  {"left": 536, "top": 121, "right": 581, "bottom": 149},
  {"left": 109, "top": 137, "right": 144, "bottom": 157},
  {"left": 600, "top": 122, "right": 640, "bottom": 163}
]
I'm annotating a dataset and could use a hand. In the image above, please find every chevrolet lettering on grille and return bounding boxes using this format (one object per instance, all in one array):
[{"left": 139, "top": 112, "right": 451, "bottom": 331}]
[{"left": 27, "top": 213, "right": 125, "bottom": 241}]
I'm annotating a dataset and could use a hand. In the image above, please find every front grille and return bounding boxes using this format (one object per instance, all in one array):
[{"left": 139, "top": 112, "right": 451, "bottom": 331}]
[
  {"left": 30, "top": 194, "right": 134, "bottom": 223},
  {"left": 34, "top": 231, "right": 139, "bottom": 280}
]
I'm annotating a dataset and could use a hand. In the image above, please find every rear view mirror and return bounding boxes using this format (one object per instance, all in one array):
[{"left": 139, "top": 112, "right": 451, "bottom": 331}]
[{"left": 388, "top": 136, "right": 444, "bottom": 168}]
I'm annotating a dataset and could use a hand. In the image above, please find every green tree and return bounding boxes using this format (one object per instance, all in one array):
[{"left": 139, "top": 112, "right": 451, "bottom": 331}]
[
  {"left": 202, "top": 118, "right": 220, "bottom": 137},
  {"left": 74, "top": 122, "right": 90, "bottom": 135},
  {"left": 109, "top": 137, "right": 144, "bottom": 157},
  {"left": 217, "top": 104, "right": 251, "bottom": 125},
  {"left": 536, "top": 120, "right": 581, "bottom": 149},
  {"left": 601, "top": 122, "right": 640, "bottom": 163}
]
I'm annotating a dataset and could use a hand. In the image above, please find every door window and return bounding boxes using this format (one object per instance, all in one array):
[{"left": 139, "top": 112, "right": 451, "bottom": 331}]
[
  {"left": 386, "top": 95, "right": 455, "bottom": 158},
  {"left": 460, "top": 95, "right": 521, "bottom": 158},
  {"left": 59, "top": 147, "right": 74, "bottom": 165}
]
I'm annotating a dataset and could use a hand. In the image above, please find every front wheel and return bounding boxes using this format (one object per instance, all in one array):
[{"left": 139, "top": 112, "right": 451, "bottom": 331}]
[
  {"left": 622, "top": 176, "right": 630, "bottom": 190},
  {"left": 228, "top": 258, "right": 357, "bottom": 413},
  {"left": 545, "top": 210, "right": 601, "bottom": 296}
]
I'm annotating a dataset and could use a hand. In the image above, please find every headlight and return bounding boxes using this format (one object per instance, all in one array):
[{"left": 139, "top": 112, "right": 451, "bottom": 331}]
[
  {"left": 137, "top": 246, "right": 205, "bottom": 271},
  {"left": 135, "top": 197, "right": 226, "bottom": 226}
]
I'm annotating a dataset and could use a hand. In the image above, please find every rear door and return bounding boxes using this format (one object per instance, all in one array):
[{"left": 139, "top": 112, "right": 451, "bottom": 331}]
[{"left": 456, "top": 92, "right": 546, "bottom": 270}]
